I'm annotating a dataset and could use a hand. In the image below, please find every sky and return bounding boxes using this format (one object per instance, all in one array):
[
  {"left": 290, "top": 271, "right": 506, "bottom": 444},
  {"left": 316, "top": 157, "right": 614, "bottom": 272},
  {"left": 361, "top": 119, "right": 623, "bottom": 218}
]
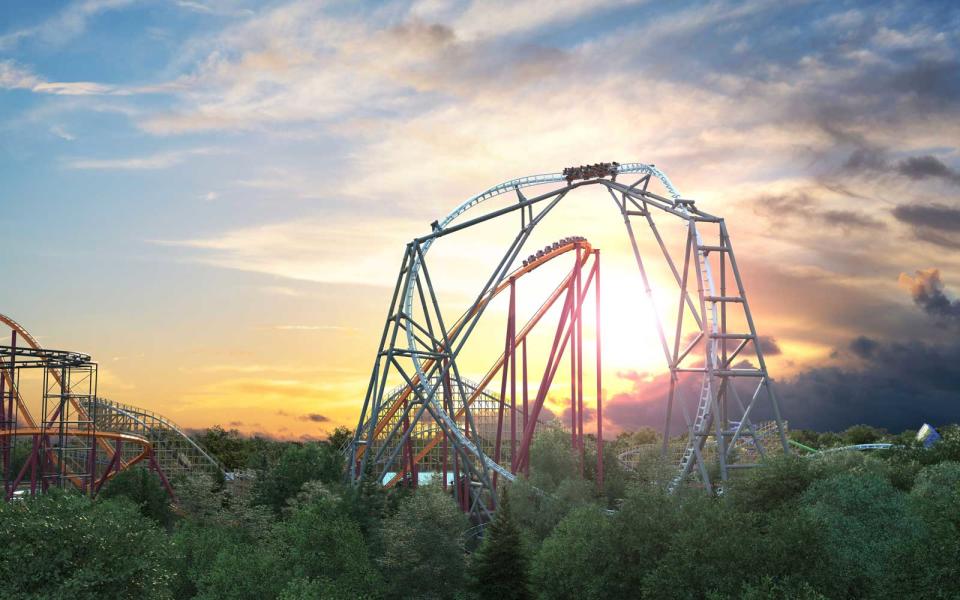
[{"left": 2, "top": 0, "right": 959, "bottom": 440}]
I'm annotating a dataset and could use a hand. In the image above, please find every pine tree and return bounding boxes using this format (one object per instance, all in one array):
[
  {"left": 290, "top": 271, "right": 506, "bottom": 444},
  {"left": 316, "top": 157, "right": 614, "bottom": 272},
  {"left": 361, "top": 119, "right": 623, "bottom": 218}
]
[{"left": 468, "top": 489, "right": 531, "bottom": 600}]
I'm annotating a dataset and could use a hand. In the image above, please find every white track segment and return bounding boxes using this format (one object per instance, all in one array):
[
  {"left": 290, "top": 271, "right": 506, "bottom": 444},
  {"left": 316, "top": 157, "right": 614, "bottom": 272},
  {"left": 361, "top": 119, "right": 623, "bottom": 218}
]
[{"left": 401, "top": 164, "right": 718, "bottom": 485}]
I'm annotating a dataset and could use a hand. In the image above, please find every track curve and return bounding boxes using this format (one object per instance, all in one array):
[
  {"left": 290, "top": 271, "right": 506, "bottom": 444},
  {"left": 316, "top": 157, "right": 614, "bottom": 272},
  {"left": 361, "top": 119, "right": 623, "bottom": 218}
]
[{"left": 401, "top": 164, "right": 708, "bottom": 486}]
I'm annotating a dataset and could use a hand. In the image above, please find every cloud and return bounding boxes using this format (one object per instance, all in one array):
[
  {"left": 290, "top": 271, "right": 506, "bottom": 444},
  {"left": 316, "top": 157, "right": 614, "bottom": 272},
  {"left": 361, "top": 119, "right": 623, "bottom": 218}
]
[
  {"left": 604, "top": 335, "right": 960, "bottom": 435},
  {"left": 899, "top": 268, "right": 960, "bottom": 321},
  {"left": 840, "top": 146, "right": 960, "bottom": 187},
  {"left": 1, "top": 60, "right": 116, "bottom": 96},
  {"left": 757, "top": 336, "right": 782, "bottom": 356},
  {"left": 752, "top": 191, "right": 886, "bottom": 232},
  {"left": 896, "top": 155, "right": 960, "bottom": 184},
  {"left": 449, "top": 0, "right": 647, "bottom": 40},
  {"left": 136, "top": 2, "right": 598, "bottom": 134},
  {"left": 849, "top": 335, "right": 879, "bottom": 359},
  {"left": 602, "top": 370, "right": 702, "bottom": 435},
  {"left": 770, "top": 336, "right": 960, "bottom": 432},
  {"left": 299, "top": 413, "right": 329, "bottom": 423},
  {"left": 50, "top": 125, "right": 75, "bottom": 141},
  {"left": 66, "top": 147, "right": 221, "bottom": 170},
  {"left": 153, "top": 215, "right": 422, "bottom": 286},
  {"left": 892, "top": 203, "right": 960, "bottom": 249},
  {"left": 174, "top": 1, "right": 255, "bottom": 17},
  {"left": 0, "top": 61, "right": 41, "bottom": 89},
  {"left": 0, "top": 0, "right": 136, "bottom": 49}
]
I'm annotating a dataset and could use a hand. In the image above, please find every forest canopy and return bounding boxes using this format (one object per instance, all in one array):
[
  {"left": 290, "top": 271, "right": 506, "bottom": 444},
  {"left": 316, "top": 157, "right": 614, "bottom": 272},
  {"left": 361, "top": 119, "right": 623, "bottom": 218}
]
[{"left": 2, "top": 423, "right": 959, "bottom": 599}]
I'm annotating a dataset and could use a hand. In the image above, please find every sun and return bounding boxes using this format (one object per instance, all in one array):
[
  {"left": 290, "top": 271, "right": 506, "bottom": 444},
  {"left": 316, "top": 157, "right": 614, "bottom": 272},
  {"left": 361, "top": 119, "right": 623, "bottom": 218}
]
[{"left": 592, "top": 276, "right": 671, "bottom": 377}]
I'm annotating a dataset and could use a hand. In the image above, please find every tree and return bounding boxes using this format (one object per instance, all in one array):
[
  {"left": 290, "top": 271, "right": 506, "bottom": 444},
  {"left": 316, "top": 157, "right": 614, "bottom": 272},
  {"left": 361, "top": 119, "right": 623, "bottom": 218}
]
[
  {"left": 0, "top": 491, "right": 174, "bottom": 598},
  {"left": 507, "top": 476, "right": 594, "bottom": 550},
  {"left": 727, "top": 454, "right": 816, "bottom": 513},
  {"left": 99, "top": 467, "right": 174, "bottom": 527},
  {"left": 345, "top": 458, "right": 388, "bottom": 557},
  {"left": 841, "top": 424, "right": 885, "bottom": 445},
  {"left": 328, "top": 426, "right": 354, "bottom": 451},
  {"left": 798, "top": 473, "right": 923, "bottom": 599},
  {"left": 875, "top": 461, "right": 960, "bottom": 600},
  {"left": 380, "top": 485, "right": 469, "bottom": 599},
  {"left": 279, "top": 488, "right": 383, "bottom": 598},
  {"left": 641, "top": 495, "right": 768, "bottom": 600},
  {"left": 468, "top": 491, "right": 530, "bottom": 600},
  {"left": 193, "top": 426, "right": 251, "bottom": 470},
  {"left": 530, "top": 506, "right": 614, "bottom": 600},
  {"left": 737, "top": 577, "right": 828, "bottom": 599},
  {"left": 251, "top": 442, "right": 343, "bottom": 513},
  {"left": 527, "top": 428, "right": 580, "bottom": 492}
]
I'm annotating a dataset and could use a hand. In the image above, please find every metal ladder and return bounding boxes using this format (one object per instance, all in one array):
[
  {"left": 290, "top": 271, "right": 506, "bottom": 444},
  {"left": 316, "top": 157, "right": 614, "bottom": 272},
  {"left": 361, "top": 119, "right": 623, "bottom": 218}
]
[{"left": 670, "top": 244, "right": 717, "bottom": 491}]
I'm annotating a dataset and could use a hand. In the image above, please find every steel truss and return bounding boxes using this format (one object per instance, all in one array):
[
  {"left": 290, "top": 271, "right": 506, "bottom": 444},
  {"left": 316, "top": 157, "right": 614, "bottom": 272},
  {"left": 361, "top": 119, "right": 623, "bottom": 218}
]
[
  {"left": 0, "top": 314, "right": 183, "bottom": 500},
  {"left": 349, "top": 162, "right": 787, "bottom": 515}
]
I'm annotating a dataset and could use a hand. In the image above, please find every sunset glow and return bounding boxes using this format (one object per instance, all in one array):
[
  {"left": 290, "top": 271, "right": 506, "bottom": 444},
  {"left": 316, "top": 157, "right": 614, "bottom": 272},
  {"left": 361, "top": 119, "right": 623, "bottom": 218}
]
[{"left": 4, "top": 1, "right": 959, "bottom": 439}]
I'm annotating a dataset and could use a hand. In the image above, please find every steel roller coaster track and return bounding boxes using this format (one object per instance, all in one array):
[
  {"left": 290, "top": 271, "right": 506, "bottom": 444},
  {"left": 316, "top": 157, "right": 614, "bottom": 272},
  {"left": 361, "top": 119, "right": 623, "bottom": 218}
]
[{"left": 349, "top": 162, "right": 789, "bottom": 518}]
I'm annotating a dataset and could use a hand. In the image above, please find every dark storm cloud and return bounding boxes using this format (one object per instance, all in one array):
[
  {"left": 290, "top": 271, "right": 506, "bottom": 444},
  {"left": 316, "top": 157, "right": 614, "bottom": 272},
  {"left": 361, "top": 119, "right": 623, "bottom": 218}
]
[
  {"left": 899, "top": 268, "right": 960, "bottom": 321},
  {"left": 604, "top": 336, "right": 960, "bottom": 435},
  {"left": 896, "top": 155, "right": 960, "bottom": 184},
  {"left": 893, "top": 204, "right": 960, "bottom": 232},
  {"left": 849, "top": 336, "right": 878, "bottom": 359},
  {"left": 892, "top": 204, "right": 960, "bottom": 248},
  {"left": 768, "top": 337, "right": 960, "bottom": 432},
  {"left": 892, "top": 204, "right": 960, "bottom": 250}
]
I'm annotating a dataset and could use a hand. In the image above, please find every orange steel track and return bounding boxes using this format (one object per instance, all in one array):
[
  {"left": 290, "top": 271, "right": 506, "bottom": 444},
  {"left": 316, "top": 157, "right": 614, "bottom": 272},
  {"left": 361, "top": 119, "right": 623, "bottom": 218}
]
[{"left": 357, "top": 239, "right": 593, "bottom": 488}]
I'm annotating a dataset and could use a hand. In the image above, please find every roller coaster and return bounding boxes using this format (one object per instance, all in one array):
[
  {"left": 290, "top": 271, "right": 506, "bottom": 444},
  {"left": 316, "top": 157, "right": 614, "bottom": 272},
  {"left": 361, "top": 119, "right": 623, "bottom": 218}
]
[
  {"left": 349, "top": 162, "right": 789, "bottom": 518},
  {"left": 0, "top": 314, "right": 223, "bottom": 500}
]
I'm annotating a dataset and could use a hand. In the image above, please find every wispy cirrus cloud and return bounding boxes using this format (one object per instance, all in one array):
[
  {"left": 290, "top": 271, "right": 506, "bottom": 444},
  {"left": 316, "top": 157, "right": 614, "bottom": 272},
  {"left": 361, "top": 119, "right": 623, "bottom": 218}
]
[
  {"left": 152, "top": 216, "right": 418, "bottom": 285},
  {"left": 66, "top": 146, "right": 222, "bottom": 169},
  {"left": 0, "top": 0, "right": 137, "bottom": 49},
  {"left": 0, "top": 60, "right": 115, "bottom": 95}
]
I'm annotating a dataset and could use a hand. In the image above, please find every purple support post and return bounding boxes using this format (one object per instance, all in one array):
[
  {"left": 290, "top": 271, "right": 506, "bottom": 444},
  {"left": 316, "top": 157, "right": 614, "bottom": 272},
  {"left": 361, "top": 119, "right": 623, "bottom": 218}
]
[
  {"left": 2, "top": 331, "right": 16, "bottom": 495},
  {"left": 6, "top": 433, "right": 38, "bottom": 499},
  {"left": 493, "top": 278, "right": 516, "bottom": 495},
  {"left": 509, "top": 279, "right": 518, "bottom": 470},
  {"left": 0, "top": 355, "right": 6, "bottom": 497},
  {"left": 148, "top": 449, "right": 177, "bottom": 501},
  {"left": 521, "top": 339, "right": 528, "bottom": 450},
  {"left": 95, "top": 439, "right": 123, "bottom": 495},
  {"left": 594, "top": 250, "right": 604, "bottom": 490},
  {"left": 442, "top": 368, "right": 450, "bottom": 491},
  {"left": 570, "top": 321, "right": 577, "bottom": 450},
  {"left": 400, "top": 398, "right": 417, "bottom": 488},
  {"left": 441, "top": 435, "right": 448, "bottom": 491},
  {"left": 576, "top": 245, "right": 585, "bottom": 475},
  {"left": 514, "top": 283, "right": 576, "bottom": 473}
]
